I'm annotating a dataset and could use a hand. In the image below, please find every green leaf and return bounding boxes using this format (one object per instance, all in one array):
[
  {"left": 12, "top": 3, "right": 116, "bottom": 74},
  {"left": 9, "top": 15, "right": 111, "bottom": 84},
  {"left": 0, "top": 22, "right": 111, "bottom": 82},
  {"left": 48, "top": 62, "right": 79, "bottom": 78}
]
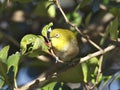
[
  {"left": 0, "top": 79, "right": 5, "bottom": 89},
  {"left": 0, "top": 60, "right": 9, "bottom": 88},
  {"left": 100, "top": 26, "right": 109, "bottom": 45},
  {"left": 53, "top": 63, "right": 84, "bottom": 83},
  {"left": 103, "top": 0, "right": 109, "bottom": 4},
  {"left": 33, "top": 1, "right": 56, "bottom": 18},
  {"left": 42, "top": 82, "right": 71, "bottom": 90},
  {"left": 110, "top": 8, "right": 120, "bottom": 16},
  {"left": 81, "top": 62, "right": 88, "bottom": 83},
  {"left": 81, "top": 57, "right": 99, "bottom": 83},
  {"left": 88, "top": 57, "right": 99, "bottom": 66},
  {"left": 0, "top": 61, "right": 7, "bottom": 78},
  {"left": 47, "top": 3, "right": 56, "bottom": 18},
  {"left": 88, "top": 57, "right": 99, "bottom": 83},
  {"left": 37, "top": 36, "right": 48, "bottom": 52},
  {"left": 20, "top": 34, "right": 39, "bottom": 54},
  {"left": 0, "top": 45, "right": 9, "bottom": 62},
  {"left": 20, "top": 34, "right": 48, "bottom": 57},
  {"left": 66, "top": 11, "right": 82, "bottom": 27},
  {"left": 41, "top": 22, "right": 53, "bottom": 38},
  {"left": 40, "top": 58, "right": 99, "bottom": 87},
  {"left": 100, "top": 17, "right": 119, "bottom": 45},
  {"left": 85, "top": 12, "right": 92, "bottom": 26},
  {"left": 43, "top": 58, "right": 98, "bottom": 84},
  {"left": 7, "top": 52, "right": 20, "bottom": 78},
  {"left": 109, "top": 17, "right": 119, "bottom": 40},
  {"left": 27, "top": 36, "right": 49, "bottom": 57}
]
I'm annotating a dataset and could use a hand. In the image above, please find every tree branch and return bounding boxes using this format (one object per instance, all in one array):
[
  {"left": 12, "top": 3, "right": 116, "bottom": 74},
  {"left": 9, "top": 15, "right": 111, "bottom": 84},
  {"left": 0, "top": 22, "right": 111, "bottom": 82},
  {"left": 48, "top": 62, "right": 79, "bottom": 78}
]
[{"left": 79, "top": 45, "right": 115, "bottom": 63}]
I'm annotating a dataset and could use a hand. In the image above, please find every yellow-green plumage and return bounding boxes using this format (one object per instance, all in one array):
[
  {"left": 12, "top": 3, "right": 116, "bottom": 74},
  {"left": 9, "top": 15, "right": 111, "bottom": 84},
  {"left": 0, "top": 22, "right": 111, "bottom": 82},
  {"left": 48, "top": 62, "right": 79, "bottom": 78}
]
[{"left": 50, "top": 28, "right": 79, "bottom": 61}]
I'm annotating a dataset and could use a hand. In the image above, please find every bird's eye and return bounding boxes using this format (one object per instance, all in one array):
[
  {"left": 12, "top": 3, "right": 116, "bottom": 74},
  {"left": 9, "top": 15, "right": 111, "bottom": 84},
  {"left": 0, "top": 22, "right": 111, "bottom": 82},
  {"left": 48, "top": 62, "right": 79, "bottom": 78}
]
[{"left": 55, "top": 33, "right": 60, "bottom": 38}]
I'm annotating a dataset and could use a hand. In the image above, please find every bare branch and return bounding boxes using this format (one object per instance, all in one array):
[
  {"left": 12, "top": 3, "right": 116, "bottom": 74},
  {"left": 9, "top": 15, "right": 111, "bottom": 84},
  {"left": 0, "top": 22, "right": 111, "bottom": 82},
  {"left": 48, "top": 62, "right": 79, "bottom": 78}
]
[
  {"left": 80, "top": 45, "right": 115, "bottom": 63},
  {"left": 18, "top": 73, "right": 46, "bottom": 90}
]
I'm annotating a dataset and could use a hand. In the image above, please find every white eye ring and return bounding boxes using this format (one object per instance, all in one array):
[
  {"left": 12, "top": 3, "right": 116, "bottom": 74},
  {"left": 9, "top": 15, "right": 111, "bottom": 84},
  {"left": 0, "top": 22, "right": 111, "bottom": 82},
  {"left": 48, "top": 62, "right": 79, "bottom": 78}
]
[{"left": 55, "top": 33, "right": 60, "bottom": 38}]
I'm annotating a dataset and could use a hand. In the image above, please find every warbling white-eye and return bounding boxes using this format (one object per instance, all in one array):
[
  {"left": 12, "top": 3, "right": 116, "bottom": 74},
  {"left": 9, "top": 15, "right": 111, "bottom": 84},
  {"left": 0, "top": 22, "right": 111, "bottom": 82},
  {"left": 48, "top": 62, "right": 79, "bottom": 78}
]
[{"left": 48, "top": 28, "right": 79, "bottom": 62}]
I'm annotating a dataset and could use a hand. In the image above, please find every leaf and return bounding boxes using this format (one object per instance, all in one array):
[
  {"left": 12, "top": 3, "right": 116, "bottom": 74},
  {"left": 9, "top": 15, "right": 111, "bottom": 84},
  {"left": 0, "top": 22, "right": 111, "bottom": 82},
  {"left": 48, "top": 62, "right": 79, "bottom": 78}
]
[
  {"left": 20, "top": 34, "right": 38, "bottom": 54},
  {"left": 79, "top": 57, "right": 99, "bottom": 83},
  {"left": 53, "top": 63, "right": 84, "bottom": 83},
  {"left": 110, "top": 8, "right": 120, "bottom": 16},
  {"left": 88, "top": 57, "right": 99, "bottom": 67},
  {"left": 42, "top": 82, "right": 71, "bottom": 90},
  {"left": 103, "top": 0, "right": 109, "bottom": 4},
  {"left": 81, "top": 62, "right": 88, "bottom": 83},
  {"left": 0, "top": 60, "right": 8, "bottom": 88},
  {"left": 40, "top": 58, "right": 99, "bottom": 87},
  {"left": 0, "top": 79, "right": 5, "bottom": 89},
  {"left": 37, "top": 36, "right": 48, "bottom": 52},
  {"left": 0, "top": 46, "right": 10, "bottom": 88},
  {"left": 0, "top": 61, "right": 7, "bottom": 78},
  {"left": 7, "top": 52, "right": 20, "bottom": 78},
  {"left": 0, "top": 60, "right": 9, "bottom": 88},
  {"left": 41, "top": 22, "right": 53, "bottom": 38},
  {"left": 43, "top": 58, "right": 98, "bottom": 84},
  {"left": 85, "top": 12, "right": 93, "bottom": 26},
  {"left": 47, "top": 3, "right": 56, "bottom": 18},
  {"left": 33, "top": 1, "right": 56, "bottom": 18},
  {"left": 88, "top": 57, "right": 99, "bottom": 83},
  {"left": 100, "top": 17, "right": 119, "bottom": 45},
  {"left": 109, "top": 17, "right": 119, "bottom": 40},
  {"left": 0, "top": 45, "right": 9, "bottom": 62},
  {"left": 20, "top": 34, "right": 48, "bottom": 57},
  {"left": 66, "top": 11, "right": 82, "bottom": 27},
  {"left": 27, "top": 36, "right": 49, "bottom": 57}
]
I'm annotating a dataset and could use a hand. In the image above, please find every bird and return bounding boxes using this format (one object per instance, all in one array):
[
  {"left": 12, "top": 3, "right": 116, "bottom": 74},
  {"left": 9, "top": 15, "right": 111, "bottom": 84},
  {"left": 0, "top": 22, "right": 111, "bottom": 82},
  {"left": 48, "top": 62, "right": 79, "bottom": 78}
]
[{"left": 48, "top": 28, "right": 79, "bottom": 62}]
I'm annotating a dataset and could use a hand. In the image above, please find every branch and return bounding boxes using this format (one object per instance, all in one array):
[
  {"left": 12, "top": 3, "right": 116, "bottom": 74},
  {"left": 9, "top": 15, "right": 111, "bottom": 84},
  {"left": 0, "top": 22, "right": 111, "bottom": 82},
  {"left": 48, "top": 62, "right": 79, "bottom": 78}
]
[
  {"left": 18, "top": 73, "right": 46, "bottom": 90},
  {"left": 79, "top": 45, "right": 115, "bottom": 63}
]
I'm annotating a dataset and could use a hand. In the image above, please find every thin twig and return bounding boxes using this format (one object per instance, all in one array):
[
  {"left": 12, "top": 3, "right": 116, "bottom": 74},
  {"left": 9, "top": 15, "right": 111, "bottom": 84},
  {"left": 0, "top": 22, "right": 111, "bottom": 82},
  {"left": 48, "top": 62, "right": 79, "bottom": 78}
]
[
  {"left": 47, "top": 39, "right": 64, "bottom": 63},
  {"left": 18, "top": 73, "right": 46, "bottom": 90},
  {"left": 80, "top": 45, "right": 115, "bottom": 63},
  {"left": 14, "top": 78, "right": 18, "bottom": 90},
  {"left": 96, "top": 55, "right": 103, "bottom": 82}
]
